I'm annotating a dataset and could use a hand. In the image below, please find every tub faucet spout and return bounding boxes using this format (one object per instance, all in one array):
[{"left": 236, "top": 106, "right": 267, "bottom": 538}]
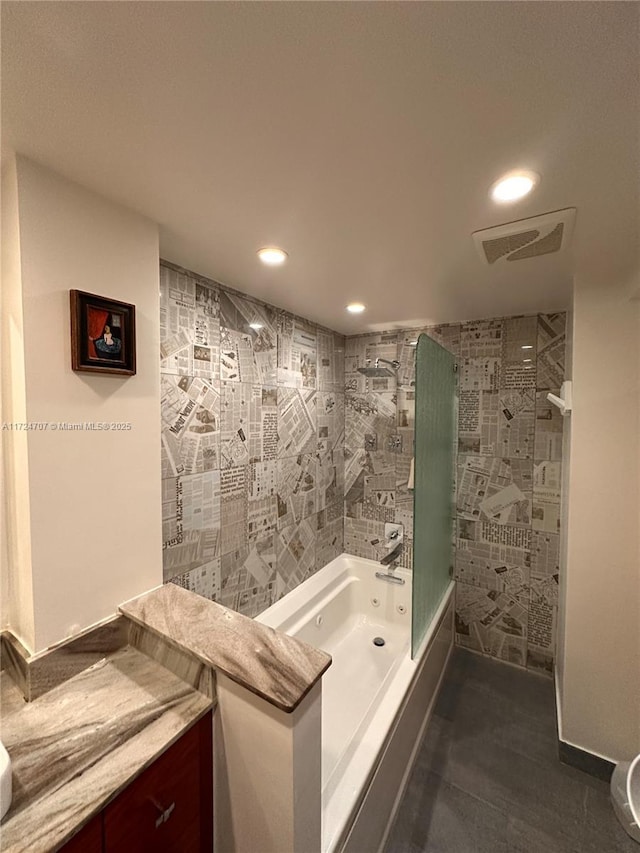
[
  {"left": 380, "top": 542, "right": 403, "bottom": 566},
  {"left": 376, "top": 543, "right": 405, "bottom": 584}
]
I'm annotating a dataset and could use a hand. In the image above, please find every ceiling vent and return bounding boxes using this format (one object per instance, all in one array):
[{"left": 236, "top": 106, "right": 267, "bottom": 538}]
[{"left": 473, "top": 208, "right": 576, "bottom": 265}]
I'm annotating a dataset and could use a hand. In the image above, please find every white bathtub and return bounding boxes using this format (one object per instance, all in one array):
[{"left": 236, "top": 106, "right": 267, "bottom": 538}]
[{"left": 256, "top": 553, "right": 455, "bottom": 853}]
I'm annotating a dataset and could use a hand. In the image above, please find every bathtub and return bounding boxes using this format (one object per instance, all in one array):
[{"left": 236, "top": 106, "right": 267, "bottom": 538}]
[{"left": 256, "top": 553, "right": 455, "bottom": 853}]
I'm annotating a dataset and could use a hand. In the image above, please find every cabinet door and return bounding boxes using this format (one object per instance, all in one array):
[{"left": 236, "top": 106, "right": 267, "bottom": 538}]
[
  {"left": 59, "top": 814, "right": 102, "bottom": 853},
  {"left": 104, "top": 712, "right": 213, "bottom": 853}
]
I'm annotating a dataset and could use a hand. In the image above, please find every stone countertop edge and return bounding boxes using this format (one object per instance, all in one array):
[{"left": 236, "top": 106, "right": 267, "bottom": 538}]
[
  {"left": 119, "top": 584, "right": 332, "bottom": 713},
  {"left": 0, "top": 648, "right": 212, "bottom": 853}
]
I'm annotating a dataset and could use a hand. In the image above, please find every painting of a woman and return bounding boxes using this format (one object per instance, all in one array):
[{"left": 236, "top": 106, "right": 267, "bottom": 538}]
[
  {"left": 93, "top": 324, "right": 122, "bottom": 357},
  {"left": 71, "top": 289, "right": 136, "bottom": 376},
  {"left": 87, "top": 307, "right": 123, "bottom": 361}
]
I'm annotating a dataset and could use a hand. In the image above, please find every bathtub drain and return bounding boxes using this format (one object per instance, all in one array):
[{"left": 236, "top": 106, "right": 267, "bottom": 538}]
[{"left": 373, "top": 637, "right": 385, "bottom": 647}]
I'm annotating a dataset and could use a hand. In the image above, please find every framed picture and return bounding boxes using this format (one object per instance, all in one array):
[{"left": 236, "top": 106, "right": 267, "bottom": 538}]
[{"left": 70, "top": 290, "right": 136, "bottom": 376}]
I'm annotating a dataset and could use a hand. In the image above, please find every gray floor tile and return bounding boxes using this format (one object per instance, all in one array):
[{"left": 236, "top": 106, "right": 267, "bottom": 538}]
[
  {"left": 438, "top": 651, "right": 556, "bottom": 725},
  {"left": 434, "top": 688, "right": 558, "bottom": 767},
  {"left": 429, "top": 739, "right": 589, "bottom": 842},
  {"left": 386, "top": 769, "right": 508, "bottom": 853},
  {"left": 581, "top": 785, "right": 640, "bottom": 852},
  {"left": 505, "top": 814, "right": 580, "bottom": 853},
  {"left": 384, "top": 649, "right": 634, "bottom": 853}
]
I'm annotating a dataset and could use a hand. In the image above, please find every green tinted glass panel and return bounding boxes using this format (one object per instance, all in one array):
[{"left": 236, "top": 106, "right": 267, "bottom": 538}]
[{"left": 412, "top": 333, "right": 456, "bottom": 657}]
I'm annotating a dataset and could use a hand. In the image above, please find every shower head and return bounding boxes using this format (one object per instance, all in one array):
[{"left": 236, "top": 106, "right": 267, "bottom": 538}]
[{"left": 357, "top": 357, "right": 400, "bottom": 378}]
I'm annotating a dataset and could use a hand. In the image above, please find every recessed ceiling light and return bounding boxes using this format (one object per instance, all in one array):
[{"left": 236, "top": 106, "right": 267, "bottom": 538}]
[
  {"left": 257, "top": 246, "right": 288, "bottom": 266},
  {"left": 490, "top": 170, "right": 539, "bottom": 203},
  {"left": 249, "top": 322, "right": 263, "bottom": 331},
  {"left": 346, "top": 302, "right": 366, "bottom": 314},
  {"left": 521, "top": 344, "right": 533, "bottom": 350}
]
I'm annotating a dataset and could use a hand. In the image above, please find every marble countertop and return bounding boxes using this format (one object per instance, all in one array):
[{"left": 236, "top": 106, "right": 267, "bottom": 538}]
[
  {"left": 120, "top": 583, "right": 332, "bottom": 713},
  {"left": 0, "top": 646, "right": 212, "bottom": 853}
]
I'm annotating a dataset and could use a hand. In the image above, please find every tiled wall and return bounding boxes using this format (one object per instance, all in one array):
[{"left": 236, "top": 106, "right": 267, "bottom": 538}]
[
  {"left": 343, "top": 313, "right": 566, "bottom": 675},
  {"left": 344, "top": 325, "right": 460, "bottom": 572},
  {"left": 160, "top": 266, "right": 565, "bottom": 673},
  {"left": 160, "top": 261, "right": 345, "bottom": 617}
]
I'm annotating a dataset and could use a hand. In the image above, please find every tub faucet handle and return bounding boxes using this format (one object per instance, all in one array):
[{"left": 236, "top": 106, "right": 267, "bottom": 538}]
[{"left": 384, "top": 522, "right": 403, "bottom": 548}]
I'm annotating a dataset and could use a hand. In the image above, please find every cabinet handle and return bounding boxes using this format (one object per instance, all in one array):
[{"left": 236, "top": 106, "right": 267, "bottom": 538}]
[{"left": 150, "top": 797, "right": 176, "bottom": 829}]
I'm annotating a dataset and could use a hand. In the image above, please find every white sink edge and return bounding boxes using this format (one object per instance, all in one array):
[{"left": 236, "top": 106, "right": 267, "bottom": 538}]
[{"left": 0, "top": 741, "right": 12, "bottom": 820}]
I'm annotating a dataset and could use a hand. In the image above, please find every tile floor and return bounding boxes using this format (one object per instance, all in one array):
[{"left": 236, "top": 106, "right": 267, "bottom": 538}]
[{"left": 385, "top": 648, "right": 637, "bottom": 852}]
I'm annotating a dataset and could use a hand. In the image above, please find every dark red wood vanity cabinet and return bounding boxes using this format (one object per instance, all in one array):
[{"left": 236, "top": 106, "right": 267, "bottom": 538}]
[
  {"left": 59, "top": 814, "right": 102, "bottom": 853},
  {"left": 59, "top": 711, "right": 213, "bottom": 853}
]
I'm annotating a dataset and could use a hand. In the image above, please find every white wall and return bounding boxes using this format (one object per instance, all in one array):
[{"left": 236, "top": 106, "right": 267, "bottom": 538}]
[
  {"left": 1, "top": 157, "right": 36, "bottom": 645},
  {"left": 560, "top": 274, "right": 640, "bottom": 761},
  {"left": 2, "top": 156, "right": 163, "bottom": 652},
  {"left": 215, "top": 676, "right": 322, "bottom": 853},
  {"left": 554, "top": 308, "right": 573, "bottom": 709}
]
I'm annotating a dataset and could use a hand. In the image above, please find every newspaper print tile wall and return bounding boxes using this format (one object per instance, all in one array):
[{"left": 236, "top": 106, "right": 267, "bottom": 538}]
[
  {"left": 316, "top": 504, "right": 344, "bottom": 568},
  {"left": 277, "top": 454, "right": 317, "bottom": 529},
  {"left": 537, "top": 313, "right": 566, "bottom": 391},
  {"left": 160, "top": 261, "right": 346, "bottom": 617},
  {"left": 219, "top": 289, "right": 278, "bottom": 385},
  {"left": 171, "top": 558, "right": 221, "bottom": 600},
  {"left": 456, "top": 312, "right": 564, "bottom": 673},
  {"left": 161, "top": 375, "right": 220, "bottom": 477},
  {"left": 532, "top": 460, "right": 562, "bottom": 534},
  {"left": 314, "top": 391, "right": 345, "bottom": 517},
  {"left": 277, "top": 388, "right": 317, "bottom": 458},
  {"left": 218, "top": 534, "right": 277, "bottom": 617},
  {"left": 343, "top": 313, "right": 565, "bottom": 676},
  {"left": 317, "top": 391, "right": 344, "bottom": 453},
  {"left": 317, "top": 327, "right": 345, "bottom": 393},
  {"left": 344, "top": 516, "right": 387, "bottom": 562},
  {"left": 247, "top": 461, "right": 278, "bottom": 541},
  {"left": 457, "top": 456, "right": 533, "bottom": 527},
  {"left": 220, "top": 465, "right": 248, "bottom": 555},
  {"left": 275, "top": 517, "right": 317, "bottom": 597},
  {"left": 162, "top": 471, "right": 221, "bottom": 580},
  {"left": 277, "top": 312, "right": 318, "bottom": 389},
  {"left": 220, "top": 382, "right": 277, "bottom": 467},
  {"left": 501, "top": 316, "right": 537, "bottom": 389},
  {"left": 160, "top": 265, "right": 220, "bottom": 377},
  {"left": 455, "top": 583, "right": 530, "bottom": 667},
  {"left": 160, "top": 265, "right": 564, "bottom": 671},
  {"left": 459, "top": 319, "right": 503, "bottom": 392},
  {"left": 344, "top": 390, "right": 397, "bottom": 523},
  {"left": 534, "top": 391, "right": 564, "bottom": 461},
  {"left": 528, "top": 531, "right": 560, "bottom": 667},
  {"left": 344, "top": 332, "right": 399, "bottom": 393},
  {"left": 396, "top": 326, "right": 461, "bottom": 390}
]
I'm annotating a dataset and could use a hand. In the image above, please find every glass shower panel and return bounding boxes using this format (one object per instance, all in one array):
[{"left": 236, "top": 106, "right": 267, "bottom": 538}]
[{"left": 411, "top": 333, "right": 456, "bottom": 657}]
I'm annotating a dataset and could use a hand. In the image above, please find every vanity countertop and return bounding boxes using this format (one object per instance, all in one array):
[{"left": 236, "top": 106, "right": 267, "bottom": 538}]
[
  {"left": 0, "top": 645, "right": 212, "bottom": 853},
  {"left": 120, "top": 582, "right": 332, "bottom": 713}
]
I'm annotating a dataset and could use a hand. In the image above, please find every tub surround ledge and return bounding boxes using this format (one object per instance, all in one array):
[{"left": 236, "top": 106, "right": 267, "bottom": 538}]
[
  {"left": 120, "top": 583, "right": 332, "bottom": 713},
  {"left": 0, "top": 646, "right": 212, "bottom": 853}
]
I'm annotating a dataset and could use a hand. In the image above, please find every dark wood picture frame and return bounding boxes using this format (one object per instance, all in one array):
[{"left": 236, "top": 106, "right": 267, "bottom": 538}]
[{"left": 70, "top": 290, "right": 136, "bottom": 376}]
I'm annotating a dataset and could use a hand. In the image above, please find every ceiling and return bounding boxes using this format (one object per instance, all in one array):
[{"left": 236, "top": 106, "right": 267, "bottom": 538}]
[{"left": 2, "top": 2, "right": 638, "bottom": 334}]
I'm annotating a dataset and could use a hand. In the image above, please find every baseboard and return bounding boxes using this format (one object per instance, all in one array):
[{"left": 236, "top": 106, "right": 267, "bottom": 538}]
[
  {"left": 558, "top": 740, "right": 616, "bottom": 782},
  {"left": 553, "top": 671, "right": 615, "bottom": 782}
]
